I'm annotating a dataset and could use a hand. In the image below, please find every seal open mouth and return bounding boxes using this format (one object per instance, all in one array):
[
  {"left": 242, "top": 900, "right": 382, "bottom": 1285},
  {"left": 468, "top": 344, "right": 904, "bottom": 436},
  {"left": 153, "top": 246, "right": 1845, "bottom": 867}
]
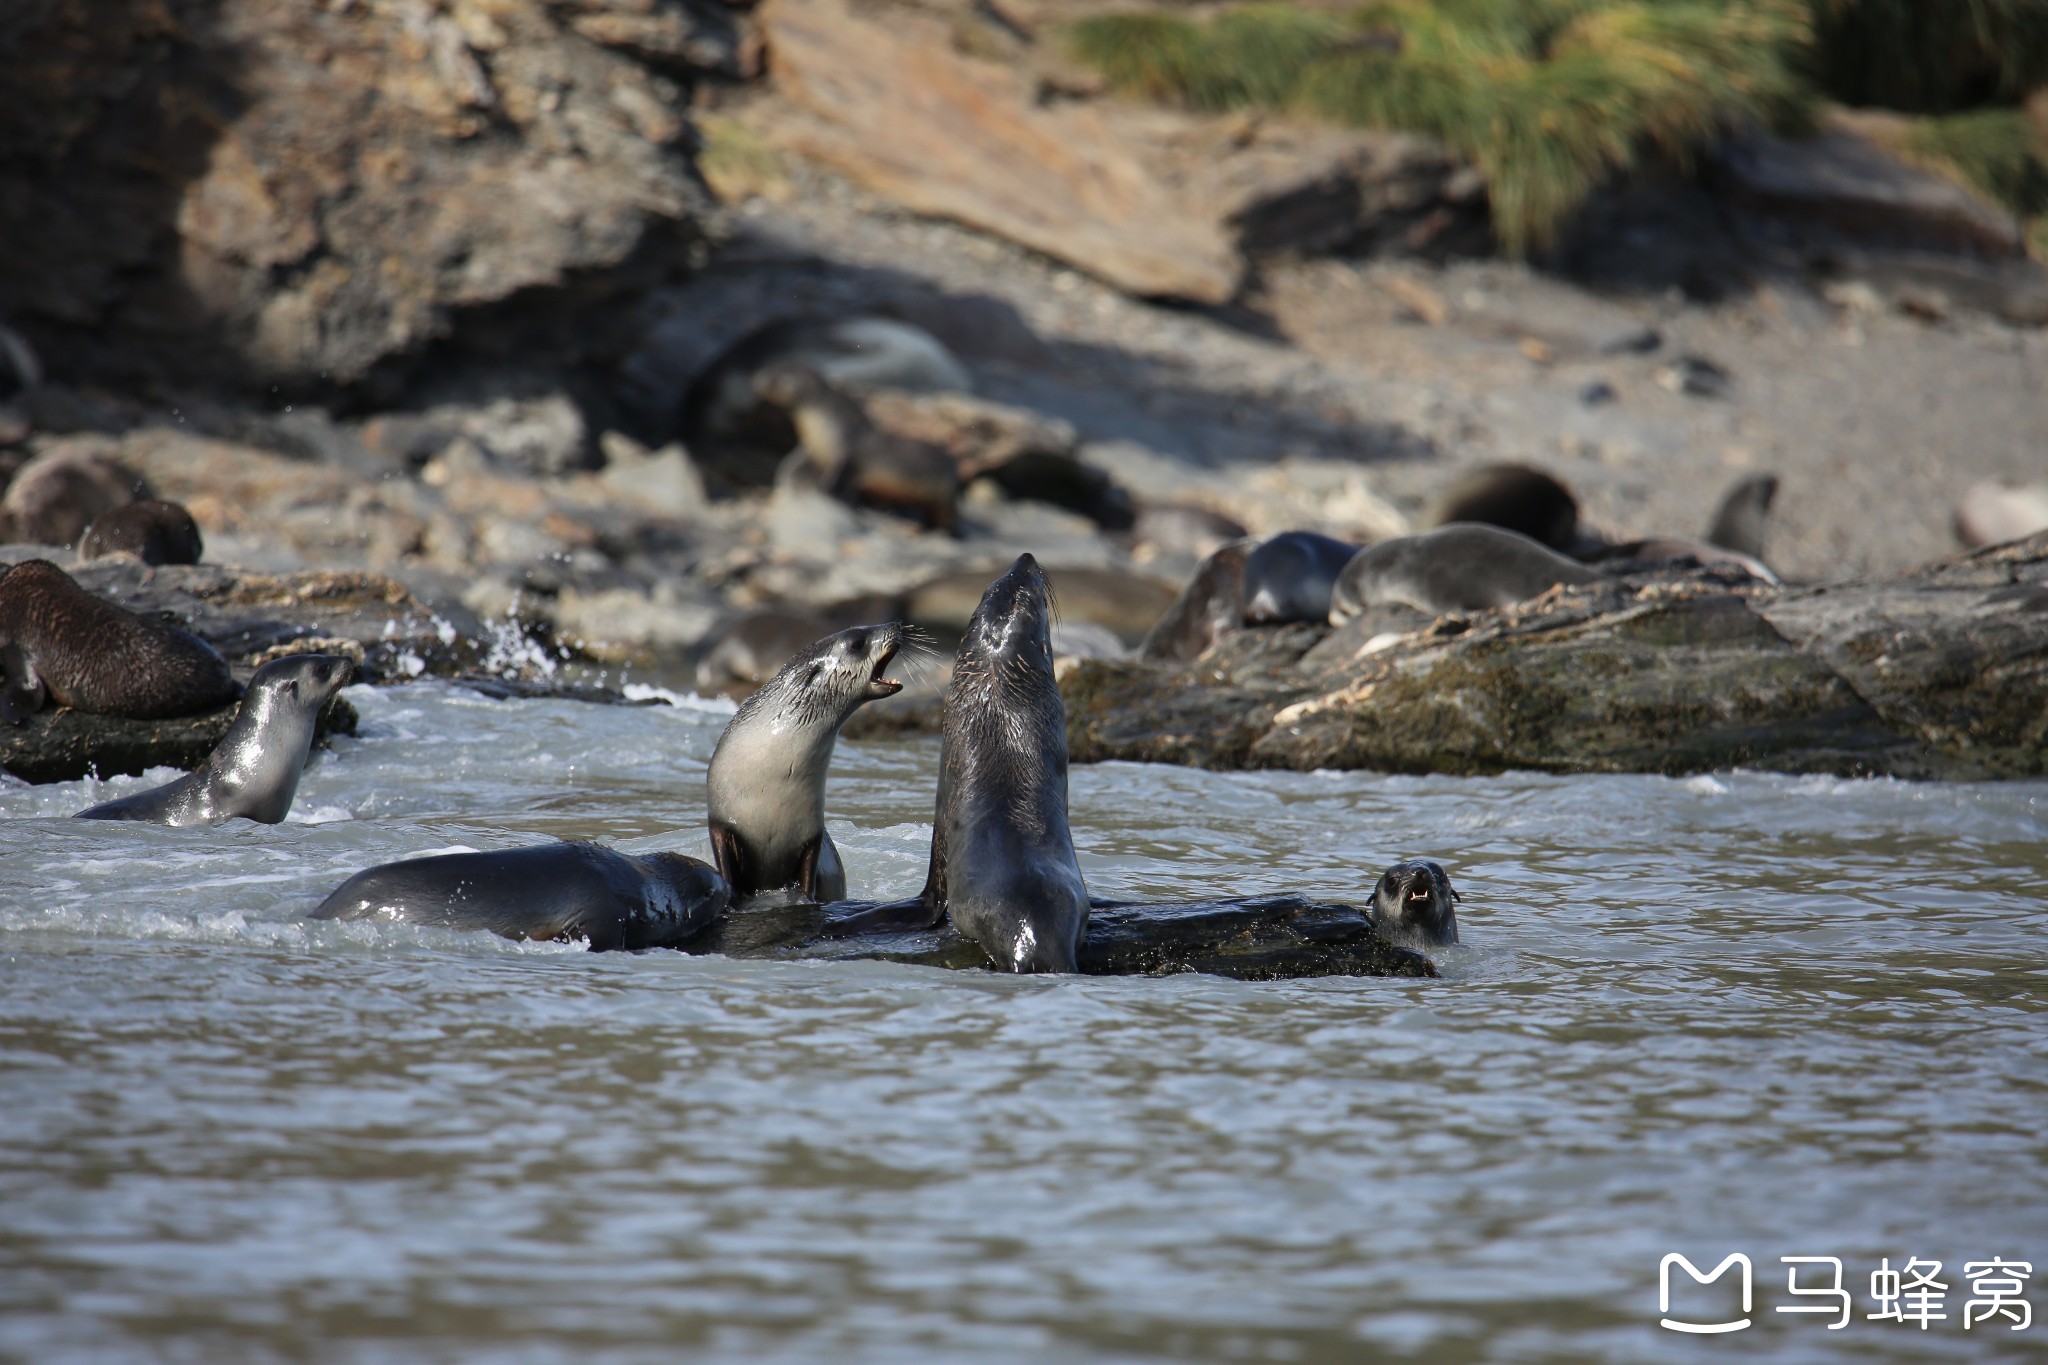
[{"left": 866, "top": 636, "right": 904, "bottom": 699}]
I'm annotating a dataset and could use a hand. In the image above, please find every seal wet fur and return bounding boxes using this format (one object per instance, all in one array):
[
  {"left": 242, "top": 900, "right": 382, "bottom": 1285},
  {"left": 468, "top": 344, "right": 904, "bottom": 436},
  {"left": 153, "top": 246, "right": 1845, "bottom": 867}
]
[
  {"left": 706, "top": 621, "right": 915, "bottom": 902},
  {"left": 75, "top": 654, "right": 353, "bottom": 825},
  {"left": 922, "top": 553, "right": 1089, "bottom": 973},
  {"left": 0, "top": 559, "right": 238, "bottom": 722},
  {"left": 1369, "top": 860, "right": 1460, "bottom": 946},
  {"left": 311, "top": 843, "right": 731, "bottom": 951}
]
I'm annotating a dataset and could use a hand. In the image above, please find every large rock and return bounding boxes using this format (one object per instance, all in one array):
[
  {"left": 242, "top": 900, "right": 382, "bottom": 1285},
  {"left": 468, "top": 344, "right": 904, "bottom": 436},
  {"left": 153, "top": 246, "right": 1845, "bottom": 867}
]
[
  {"left": 0, "top": 0, "right": 716, "bottom": 388},
  {"left": 752, "top": 0, "right": 1241, "bottom": 302},
  {"left": 1063, "top": 537, "right": 2048, "bottom": 781}
]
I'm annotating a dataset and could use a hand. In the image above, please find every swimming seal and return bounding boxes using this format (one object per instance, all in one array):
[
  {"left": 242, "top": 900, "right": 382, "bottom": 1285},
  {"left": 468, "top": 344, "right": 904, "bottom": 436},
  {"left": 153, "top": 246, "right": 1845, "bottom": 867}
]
[
  {"left": 1328, "top": 524, "right": 1601, "bottom": 623},
  {"left": 1242, "top": 531, "right": 1361, "bottom": 625},
  {"left": 706, "top": 621, "right": 911, "bottom": 903},
  {"left": 74, "top": 654, "right": 352, "bottom": 825},
  {"left": 311, "top": 842, "right": 731, "bottom": 951},
  {"left": 78, "top": 499, "right": 204, "bottom": 566},
  {"left": 0, "top": 559, "right": 238, "bottom": 722},
  {"left": 1427, "top": 464, "right": 1581, "bottom": 553},
  {"left": 921, "top": 553, "right": 1089, "bottom": 973},
  {"left": 1369, "top": 859, "right": 1460, "bottom": 946}
]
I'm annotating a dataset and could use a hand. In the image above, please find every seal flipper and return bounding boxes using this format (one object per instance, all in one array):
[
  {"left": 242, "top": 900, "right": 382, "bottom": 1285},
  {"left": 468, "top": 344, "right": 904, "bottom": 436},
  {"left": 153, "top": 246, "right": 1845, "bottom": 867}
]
[
  {"left": 0, "top": 641, "right": 45, "bottom": 724},
  {"left": 709, "top": 821, "right": 751, "bottom": 899}
]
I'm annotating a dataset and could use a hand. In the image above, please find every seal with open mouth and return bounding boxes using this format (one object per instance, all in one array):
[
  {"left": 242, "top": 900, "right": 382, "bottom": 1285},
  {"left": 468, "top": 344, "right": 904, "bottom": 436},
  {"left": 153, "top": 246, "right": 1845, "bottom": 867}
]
[
  {"left": 1369, "top": 859, "right": 1460, "bottom": 946},
  {"left": 706, "top": 621, "right": 913, "bottom": 903}
]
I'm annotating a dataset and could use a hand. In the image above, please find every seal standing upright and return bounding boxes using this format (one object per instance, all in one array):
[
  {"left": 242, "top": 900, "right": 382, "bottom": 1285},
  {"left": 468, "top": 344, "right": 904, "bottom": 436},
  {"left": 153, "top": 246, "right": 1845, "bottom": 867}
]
[
  {"left": 75, "top": 653, "right": 353, "bottom": 825},
  {"left": 311, "top": 843, "right": 731, "bottom": 952},
  {"left": 921, "top": 553, "right": 1089, "bottom": 973},
  {"left": 706, "top": 621, "right": 911, "bottom": 902},
  {"left": 0, "top": 559, "right": 237, "bottom": 722}
]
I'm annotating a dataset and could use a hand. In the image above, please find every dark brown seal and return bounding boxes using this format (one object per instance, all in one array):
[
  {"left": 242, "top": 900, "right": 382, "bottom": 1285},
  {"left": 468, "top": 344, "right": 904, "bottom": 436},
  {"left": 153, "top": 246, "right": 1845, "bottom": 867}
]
[
  {"left": 1137, "top": 537, "right": 1253, "bottom": 662},
  {"left": 1242, "top": 530, "right": 1361, "bottom": 625},
  {"left": 78, "top": 499, "right": 204, "bottom": 566},
  {"left": 0, "top": 559, "right": 237, "bottom": 722},
  {"left": 1427, "top": 463, "right": 1581, "bottom": 552}
]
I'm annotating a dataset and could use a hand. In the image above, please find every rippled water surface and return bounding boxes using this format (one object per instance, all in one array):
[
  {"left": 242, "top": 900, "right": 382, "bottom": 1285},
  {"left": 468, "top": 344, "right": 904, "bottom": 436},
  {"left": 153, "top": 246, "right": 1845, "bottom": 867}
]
[{"left": 2, "top": 683, "right": 2044, "bottom": 1362}]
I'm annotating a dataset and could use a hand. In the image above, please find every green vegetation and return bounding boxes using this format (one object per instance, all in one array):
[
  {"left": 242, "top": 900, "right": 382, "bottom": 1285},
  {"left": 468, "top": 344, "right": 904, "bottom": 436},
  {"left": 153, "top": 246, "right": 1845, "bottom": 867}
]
[{"left": 1068, "top": 0, "right": 2048, "bottom": 255}]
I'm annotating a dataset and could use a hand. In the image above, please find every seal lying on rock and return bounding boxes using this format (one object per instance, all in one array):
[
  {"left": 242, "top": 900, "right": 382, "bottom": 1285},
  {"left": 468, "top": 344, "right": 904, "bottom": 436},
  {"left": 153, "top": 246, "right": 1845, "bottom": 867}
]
[
  {"left": 1369, "top": 859, "right": 1460, "bottom": 946},
  {"left": 1328, "top": 524, "right": 1602, "bottom": 623},
  {"left": 78, "top": 499, "right": 204, "bottom": 566},
  {"left": 1137, "top": 537, "right": 1254, "bottom": 662},
  {"left": 757, "top": 366, "right": 960, "bottom": 531},
  {"left": 921, "top": 554, "right": 1090, "bottom": 973},
  {"left": 74, "top": 654, "right": 352, "bottom": 825},
  {"left": 706, "top": 621, "right": 914, "bottom": 903},
  {"left": 1242, "top": 531, "right": 1361, "bottom": 625},
  {"left": 0, "top": 559, "right": 238, "bottom": 723},
  {"left": 311, "top": 843, "right": 731, "bottom": 951}
]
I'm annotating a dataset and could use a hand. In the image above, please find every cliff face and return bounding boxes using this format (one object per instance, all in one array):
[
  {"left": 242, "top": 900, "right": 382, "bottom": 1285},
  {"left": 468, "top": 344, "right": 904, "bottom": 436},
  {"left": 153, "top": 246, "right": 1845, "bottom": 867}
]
[{"left": 0, "top": 0, "right": 737, "bottom": 390}]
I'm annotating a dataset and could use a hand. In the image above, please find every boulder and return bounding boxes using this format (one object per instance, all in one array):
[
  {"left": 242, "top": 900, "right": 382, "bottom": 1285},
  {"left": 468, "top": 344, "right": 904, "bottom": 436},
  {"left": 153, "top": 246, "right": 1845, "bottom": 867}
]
[{"left": 0, "top": 0, "right": 714, "bottom": 388}]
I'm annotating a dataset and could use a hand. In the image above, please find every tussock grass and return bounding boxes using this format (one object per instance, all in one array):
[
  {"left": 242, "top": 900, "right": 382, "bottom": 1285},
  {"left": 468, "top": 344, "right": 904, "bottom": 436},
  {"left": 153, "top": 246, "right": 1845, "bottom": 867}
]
[{"left": 1069, "top": 0, "right": 1812, "bottom": 254}]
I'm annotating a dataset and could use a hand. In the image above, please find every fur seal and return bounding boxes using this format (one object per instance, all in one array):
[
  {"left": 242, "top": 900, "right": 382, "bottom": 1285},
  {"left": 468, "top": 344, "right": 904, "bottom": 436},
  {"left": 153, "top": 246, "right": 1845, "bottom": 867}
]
[
  {"left": 1370, "top": 859, "right": 1460, "bottom": 946},
  {"left": 2, "top": 445, "right": 149, "bottom": 547},
  {"left": 756, "top": 366, "right": 960, "bottom": 530},
  {"left": 311, "top": 842, "right": 730, "bottom": 951},
  {"left": 0, "top": 559, "right": 238, "bottom": 722},
  {"left": 78, "top": 499, "right": 204, "bottom": 566},
  {"left": 680, "top": 315, "right": 971, "bottom": 486},
  {"left": 74, "top": 654, "right": 353, "bottom": 825},
  {"left": 1704, "top": 473, "right": 1777, "bottom": 560},
  {"left": 706, "top": 621, "right": 912, "bottom": 903},
  {"left": 920, "top": 554, "right": 1089, "bottom": 973},
  {"left": 1242, "top": 531, "right": 1361, "bottom": 625},
  {"left": 1328, "top": 524, "right": 1602, "bottom": 623},
  {"left": 1137, "top": 538, "right": 1253, "bottom": 662},
  {"left": 1427, "top": 464, "right": 1581, "bottom": 552}
]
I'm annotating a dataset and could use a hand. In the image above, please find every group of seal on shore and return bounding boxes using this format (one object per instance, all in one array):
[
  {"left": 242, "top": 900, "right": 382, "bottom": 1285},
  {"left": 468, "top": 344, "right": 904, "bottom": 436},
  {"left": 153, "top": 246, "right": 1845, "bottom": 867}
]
[{"left": 1144, "top": 464, "right": 1783, "bottom": 661}]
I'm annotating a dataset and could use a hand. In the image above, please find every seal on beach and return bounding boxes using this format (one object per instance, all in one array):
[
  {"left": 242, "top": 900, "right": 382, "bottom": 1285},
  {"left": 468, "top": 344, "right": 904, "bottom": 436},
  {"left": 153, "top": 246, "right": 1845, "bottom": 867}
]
[
  {"left": 1369, "top": 859, "right": 1460, "bottom": 946},
  {"left": 0, "top": 559, "right": 238, "bottom": 723},
  {"left": 755, "top": 366, "right": 960, "bottom": 530},
  {"left": 921, "top": 553, "right": 1089, "bottom": 973},
  {"left": 74, "top": 654, "right": 353, "bottom": 825},
  {"left": 1242, "top": 530, "right": 1361, "bottom": 625},
  {"left": 680, "top": 315, "right": 971, "bottom": 486},
  {"left": 78, "top": 499, "right": 204, "bottom": 566},
  {"left": 1328, "top": 524, "right": 1602, "bottom": 623},
  {"left": 706, "top": 621, "right": 911, "bottom": 903},
  {"left": 311, "top": 842, "right": 731, "bottom": 951},
  {"left": 1427, "top": 464, "right": 1581, "bottom": 553}
]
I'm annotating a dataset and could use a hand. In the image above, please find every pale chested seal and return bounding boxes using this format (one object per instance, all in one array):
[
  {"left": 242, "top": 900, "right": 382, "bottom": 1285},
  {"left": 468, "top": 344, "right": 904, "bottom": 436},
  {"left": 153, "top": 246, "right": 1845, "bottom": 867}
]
[
  {"left": 756, "top": 366, "right": 960, "bottom": 531},
  {"left": 1369, "top": 859, "right": 1460, "bottom": 947},
  {"left": 1242, "top": 530, "right": 1361, "bottom": 625},
  {"left": 919, "top": 553, "right": 1089, "bottom": 973},
  {"left": 706, "top": 621, "right": 912, "bottom": 903},
  {"left": 78, "top": 499, "right": 204, "bottom": 566},
  {"left": 0, "top": 559, "right": 238, "bottom": 722},
  {"left": 311, "top": 842, "right": 731, "bottom": 952},
  {"left": 1328, "top": 524, "right": 1602, "bottom": 624},
  {"left": 74, "top": 654, "right": 353, "bottom": 825}
]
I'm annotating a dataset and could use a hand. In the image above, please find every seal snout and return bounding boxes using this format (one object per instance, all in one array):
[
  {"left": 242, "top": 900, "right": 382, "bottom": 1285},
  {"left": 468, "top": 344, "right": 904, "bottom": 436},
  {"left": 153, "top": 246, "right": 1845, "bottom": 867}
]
[
  {"left": 1372, "top": 858, "right": 1460, "bottom": 947},
  {"left": 864, "top": 627, "right": 905, "bottom": 699}
]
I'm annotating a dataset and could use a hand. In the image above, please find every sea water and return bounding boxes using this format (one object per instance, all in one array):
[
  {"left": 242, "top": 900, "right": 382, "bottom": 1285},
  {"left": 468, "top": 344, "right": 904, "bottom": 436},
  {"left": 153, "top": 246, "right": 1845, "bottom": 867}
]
[{"left": 1, "top": 683, "right": 2043, "bottom": 1362}]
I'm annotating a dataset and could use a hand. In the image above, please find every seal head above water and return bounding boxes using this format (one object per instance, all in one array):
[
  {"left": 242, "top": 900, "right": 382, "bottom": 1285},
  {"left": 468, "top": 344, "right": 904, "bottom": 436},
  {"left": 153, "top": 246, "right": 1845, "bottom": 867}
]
[
  {"left": 1370, "top": 859, "right": 1460, "bottom": 946},
  {"left": 75, "top": 653, "right": 353, "bottom": 825},
  {"left": 706, "top": 621, "right": 912, "bottom": 903}
]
